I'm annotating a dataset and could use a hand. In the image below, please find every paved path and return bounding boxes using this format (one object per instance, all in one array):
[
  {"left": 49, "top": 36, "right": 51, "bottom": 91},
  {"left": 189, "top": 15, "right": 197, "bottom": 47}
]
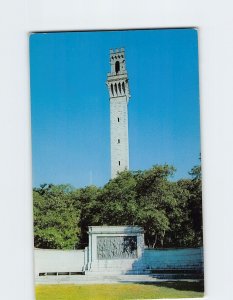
[{"left": 36, "top": 274, "right": 200, "bottom": 285}]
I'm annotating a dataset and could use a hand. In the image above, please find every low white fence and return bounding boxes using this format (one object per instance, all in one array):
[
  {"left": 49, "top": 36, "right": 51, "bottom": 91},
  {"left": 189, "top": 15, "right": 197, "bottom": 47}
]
[
  {"left": 34, "top": 247, "right": 203, "bottom": 277},
  {"left": 34, "top": 249, "right": 85, "bottom": 277},
  {"left": 143, "top": 248, "right": 203, "bottom": 270}
]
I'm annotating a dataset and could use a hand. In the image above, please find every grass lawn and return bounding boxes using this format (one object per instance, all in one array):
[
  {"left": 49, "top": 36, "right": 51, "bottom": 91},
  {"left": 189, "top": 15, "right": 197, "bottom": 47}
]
[{"left": 36, "top": 281, "right": 204, "bottom": 300}]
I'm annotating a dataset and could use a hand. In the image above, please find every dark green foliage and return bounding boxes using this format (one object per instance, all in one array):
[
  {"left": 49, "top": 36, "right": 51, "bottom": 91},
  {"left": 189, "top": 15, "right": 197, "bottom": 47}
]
[
  {"left": 78, "top": 185, "right": 102, "bottom": 248},
  {"left": 33, "top": 184, "right": 80, "bottom": 249},
  {"left": 98, "top": 171, "right": 138, "bottom": 225},
  {"left": 33, "top": 164, "right": 203, "bottom": 249}
]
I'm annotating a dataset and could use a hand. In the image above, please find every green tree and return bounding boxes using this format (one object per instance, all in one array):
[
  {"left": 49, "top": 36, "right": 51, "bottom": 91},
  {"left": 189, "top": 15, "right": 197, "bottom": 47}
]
[
  {"left": 188, "top": 164, "right": 203, "bottom": 246},
  {"left": 78, "top": 185, "right": 101, "bottom": 248},
  {"left": 135, "top": 165, "right": 176, "bottom": 247},
  {"left": 175, "top": 162, "right": 203, "bottom": 247},
  {"left": 98, "top": 171, "right": 138, "bottom": 226},
  {"left": 168, "top": 180, "right": 195, "bottom": 247},
  {"left": 33, "top": 162, "right": 203, "bottom": 250},
  {"left": 33, "top": 184, "right": 80, "bottom": 249}
]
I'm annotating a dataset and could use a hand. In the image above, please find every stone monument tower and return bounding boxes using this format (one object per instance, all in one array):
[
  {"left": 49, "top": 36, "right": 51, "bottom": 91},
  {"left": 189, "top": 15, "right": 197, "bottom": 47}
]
[{"left": 106, "top": 48, "right": 131, "bottom": 178}]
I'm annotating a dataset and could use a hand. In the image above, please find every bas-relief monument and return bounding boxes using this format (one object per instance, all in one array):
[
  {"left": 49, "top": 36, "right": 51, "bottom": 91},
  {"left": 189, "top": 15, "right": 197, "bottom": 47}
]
[
  {"left": 85, "top": 226, "right": 146, "bottom": 274},
  {"left": 97, "top": 236, "right": 137, "bottom": 260}
]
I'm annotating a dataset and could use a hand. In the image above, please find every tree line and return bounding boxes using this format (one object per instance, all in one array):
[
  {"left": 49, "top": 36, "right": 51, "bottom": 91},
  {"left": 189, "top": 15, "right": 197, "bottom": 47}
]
[{"left": 33, "top": 164, "right": 202, "bottom": 250}]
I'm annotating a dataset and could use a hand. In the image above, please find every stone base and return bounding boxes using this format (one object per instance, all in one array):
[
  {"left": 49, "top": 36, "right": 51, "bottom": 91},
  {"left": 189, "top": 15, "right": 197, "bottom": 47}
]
[
  {"left": 86, "top": 259, "right": 147, "bottom": 275},
  {"left": 35, "top": 274, "right": 202, "bottom": 285},
  {"left": 85, "top": 270, "right": 149, "bottom": 275},
  {"left": 86, "top": 226, "right": 145, "bottom": 275}
]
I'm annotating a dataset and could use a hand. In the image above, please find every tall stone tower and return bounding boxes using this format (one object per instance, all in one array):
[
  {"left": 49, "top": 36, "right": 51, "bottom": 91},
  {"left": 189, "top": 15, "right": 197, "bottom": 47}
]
[{"left": 106, "top": 48, "right": 131, "bottom": 178}]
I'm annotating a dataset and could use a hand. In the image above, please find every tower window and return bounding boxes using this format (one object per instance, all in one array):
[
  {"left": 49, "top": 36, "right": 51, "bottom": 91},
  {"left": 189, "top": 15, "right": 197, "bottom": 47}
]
[
  {"left": 115, "top": 61, "right": 120, "bottom": 74},
  {"left": 122, "top": 81, "right": 125, "bottom": 93},
  {"left": 118, "top": 139, "right": 120, "bottom": 143},
  {"left": 117, "top": 117, "right": 120, "bottom": 122},
  {"left": 118, "top": 82, "right": 121, "bottom": 93},
  {"left": 114, "top": 83, "right": 117, "bottom": 94},
  {"left": 118, "top": 161, "right": 121, "bottom": 166}
]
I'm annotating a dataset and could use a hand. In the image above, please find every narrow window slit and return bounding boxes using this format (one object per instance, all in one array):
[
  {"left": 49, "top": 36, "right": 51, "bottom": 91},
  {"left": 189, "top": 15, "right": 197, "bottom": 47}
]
[
  {"left": 115, "top": 61, "right": 120, "bottom": 74},
  {"left": 114, "top": 83, "right": 117, "bottom": 94},
  {"left": 122, "top": 82, "right": 125, "bottom": 93}
]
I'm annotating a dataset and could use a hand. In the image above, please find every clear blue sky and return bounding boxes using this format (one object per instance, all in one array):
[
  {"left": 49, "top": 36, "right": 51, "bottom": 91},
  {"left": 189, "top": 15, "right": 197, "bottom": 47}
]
[{"left": 30, "top": 29, "right": 201, "bottom": 188}]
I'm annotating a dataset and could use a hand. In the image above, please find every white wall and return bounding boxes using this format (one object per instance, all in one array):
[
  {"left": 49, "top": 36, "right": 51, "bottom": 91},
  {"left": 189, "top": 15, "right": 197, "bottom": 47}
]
[
  {"left": 34, "top": 247, "right": 203, "bottom": 277},
  {"left": 143, "top": 248, "right": 203, "bottom": 270},
  {"left": 34, "top": 249, "right": 85, "bottom": 276}
]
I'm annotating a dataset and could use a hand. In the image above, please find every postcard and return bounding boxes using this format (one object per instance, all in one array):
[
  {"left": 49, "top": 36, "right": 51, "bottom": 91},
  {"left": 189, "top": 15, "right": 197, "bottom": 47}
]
[{"left": 30, "top": 28, "right": 204, "bottom": 299}]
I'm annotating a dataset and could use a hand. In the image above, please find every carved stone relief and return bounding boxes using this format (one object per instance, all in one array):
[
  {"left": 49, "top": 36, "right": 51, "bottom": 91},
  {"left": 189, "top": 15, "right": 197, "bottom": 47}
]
[{"left": 97, "top": 236, "right": 137, "bottom": 259}]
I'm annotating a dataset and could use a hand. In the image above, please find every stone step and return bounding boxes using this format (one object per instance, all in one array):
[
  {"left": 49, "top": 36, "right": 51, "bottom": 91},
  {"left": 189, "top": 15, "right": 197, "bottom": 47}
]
[{"left": 85, "top": 270, "right": 150, "bottom": 275}]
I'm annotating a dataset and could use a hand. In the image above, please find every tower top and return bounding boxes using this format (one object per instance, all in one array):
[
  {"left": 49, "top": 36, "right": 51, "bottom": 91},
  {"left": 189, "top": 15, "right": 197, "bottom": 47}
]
[
  {"left": 109, "top": 48, "right": 125, "bottom": 69},
  {"left": 107, "top": 47, "right": 129, "bottom": 82},
  {"left": 110, "top": 48, "right": 125, "bottom": 54},
  {"left": 106, "top": 47, "right": 130, "bottom": 101}
]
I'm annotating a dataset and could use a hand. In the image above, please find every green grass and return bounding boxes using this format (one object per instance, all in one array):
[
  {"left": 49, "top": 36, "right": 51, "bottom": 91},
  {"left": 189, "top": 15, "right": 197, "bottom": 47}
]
[{"left": 36, "top": 281, "right": 204, "bottom": 300}]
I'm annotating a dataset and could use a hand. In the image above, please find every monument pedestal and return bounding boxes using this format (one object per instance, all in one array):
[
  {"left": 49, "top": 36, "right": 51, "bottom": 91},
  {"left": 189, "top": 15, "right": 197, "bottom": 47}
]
[
  {"left": 86, "top": 260, "right": 147, "bottom": 275},
  {"left": 85, "top": 226, "right": 146, "bottom": 275}
]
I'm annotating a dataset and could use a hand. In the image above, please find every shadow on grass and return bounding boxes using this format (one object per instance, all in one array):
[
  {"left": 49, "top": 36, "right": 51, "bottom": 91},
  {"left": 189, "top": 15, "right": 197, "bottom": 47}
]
[{"left": 136, "top": 280, "right": 204, "bottom": 293}]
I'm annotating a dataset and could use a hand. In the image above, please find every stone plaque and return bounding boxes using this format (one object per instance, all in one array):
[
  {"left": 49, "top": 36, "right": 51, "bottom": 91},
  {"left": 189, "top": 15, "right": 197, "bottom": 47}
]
[{"left": 97, "top": 236, "right": 137, "bottom": 259}]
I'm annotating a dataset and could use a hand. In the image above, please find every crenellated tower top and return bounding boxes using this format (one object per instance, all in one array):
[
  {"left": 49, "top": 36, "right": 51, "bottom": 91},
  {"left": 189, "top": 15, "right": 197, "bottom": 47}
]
[{"left": 106, "top": 48, "right": 130, "bottom": 102}]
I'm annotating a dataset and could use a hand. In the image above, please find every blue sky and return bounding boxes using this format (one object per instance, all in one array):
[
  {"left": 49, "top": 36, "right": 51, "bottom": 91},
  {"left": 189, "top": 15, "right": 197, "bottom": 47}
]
[{"left": 30, "top": 29, "right": 201, "bottom": 188}]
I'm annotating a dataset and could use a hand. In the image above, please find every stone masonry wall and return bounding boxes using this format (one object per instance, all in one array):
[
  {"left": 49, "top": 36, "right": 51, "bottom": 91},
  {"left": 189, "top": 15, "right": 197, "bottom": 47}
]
[{"left": 110, "top": 96, "right": 129, "bottom": 178}]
